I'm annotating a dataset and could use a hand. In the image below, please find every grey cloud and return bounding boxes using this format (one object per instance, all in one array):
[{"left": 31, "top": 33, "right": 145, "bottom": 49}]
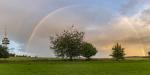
[
  {"left": 120, "top": 0, "right": 146, "bottom": 14},
  {"left": 140, "top": 8, "right": 150, "bottom": 26}
]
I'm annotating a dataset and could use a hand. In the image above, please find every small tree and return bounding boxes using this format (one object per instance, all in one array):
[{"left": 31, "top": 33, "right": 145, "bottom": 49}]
[
  {"left": 81, "top": 42, "right": 97, "bottom": 60},
  {"left": 0, "top": 45, "right": 9, "bottom": 58},
  {"left": 111, "top": 43, "right": 125, "bottom": 61},
  {"left": 50, "top": 26, "right": 84, "bottom": 60}
]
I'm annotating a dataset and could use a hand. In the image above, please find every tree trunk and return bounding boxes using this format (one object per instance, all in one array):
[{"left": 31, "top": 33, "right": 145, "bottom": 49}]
[
  {"left": 86, "top": 57, "right": 90, "bottom": 61},
  {"left": 69, "top": 56, "right": 73, "bottom": 61}
]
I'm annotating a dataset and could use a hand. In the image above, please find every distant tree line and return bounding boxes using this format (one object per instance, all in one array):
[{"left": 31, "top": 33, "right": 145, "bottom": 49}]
[{"left": 0, "top": 46, "right": 32, "bottom": 59}]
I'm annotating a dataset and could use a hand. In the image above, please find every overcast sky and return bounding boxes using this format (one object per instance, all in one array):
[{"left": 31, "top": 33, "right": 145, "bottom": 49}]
[{"left": 1, "top": 0, "right": 150, "bottom": 58}]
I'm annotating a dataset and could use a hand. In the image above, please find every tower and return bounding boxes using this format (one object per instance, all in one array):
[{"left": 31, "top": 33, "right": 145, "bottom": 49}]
[{"left": 2, "top": 27, "right": 9, "bottom": 47}]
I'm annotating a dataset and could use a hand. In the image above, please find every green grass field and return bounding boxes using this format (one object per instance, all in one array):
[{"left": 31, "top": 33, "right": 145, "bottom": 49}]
[{"left": 0, "top": 57, "right": 150, "bottom": 75}]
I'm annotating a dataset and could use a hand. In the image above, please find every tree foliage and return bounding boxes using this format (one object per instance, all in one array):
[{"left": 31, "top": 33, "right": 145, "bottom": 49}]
[
  {"left": 0, "top": 45, "right": 9, "bottom": 58},
  {"left": 111, "top": 43, "right": 125, "bottom": 61},
  {"left": 81, "top": 42, "right": 97, "bottom": 60},
  {"left": 50, "top": 26, "right": 84, "bottom": 60},
  {"left": 148, "top": 51, "right": 150, "bottom": 58}
]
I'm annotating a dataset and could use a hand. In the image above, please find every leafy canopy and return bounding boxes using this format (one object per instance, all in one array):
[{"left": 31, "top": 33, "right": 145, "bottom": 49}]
[{"left": 50, "top": 26, "right": 84, "bottom": 60}]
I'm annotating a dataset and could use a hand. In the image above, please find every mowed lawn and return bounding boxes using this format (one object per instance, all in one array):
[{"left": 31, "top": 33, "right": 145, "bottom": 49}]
[{"left": 0, "top": 58, "right": 150, "bottom": 75}]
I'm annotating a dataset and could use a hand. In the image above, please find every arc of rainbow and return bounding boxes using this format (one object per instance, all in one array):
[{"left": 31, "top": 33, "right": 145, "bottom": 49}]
[{"left": 26, "top": 5, "right": 81, "bottom": 53}]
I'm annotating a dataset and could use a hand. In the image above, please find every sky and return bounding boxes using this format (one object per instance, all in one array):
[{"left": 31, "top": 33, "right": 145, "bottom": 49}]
[{"left": 0, "top": 0, "right": 150, "bottom": 58}]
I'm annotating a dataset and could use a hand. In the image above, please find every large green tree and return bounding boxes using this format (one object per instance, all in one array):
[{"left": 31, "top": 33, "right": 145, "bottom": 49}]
[
  {"left": 81, "top": 42, "right": 97, "bottom": 60},
  {"left": 0, "top": 45, "right": 9, "bottom": 58},
  {"left": 111, "top": 43, "right": 125, "bottom": 61},
  {"left": 50, "top": 26, "right": 84, "bottom": 60}
]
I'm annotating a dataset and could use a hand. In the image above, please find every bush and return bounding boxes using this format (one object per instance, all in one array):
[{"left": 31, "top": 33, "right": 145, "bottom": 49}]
[
  {"left": 81, "top": 42, "right": 97, "bottom": 60},
  {"left": 0, "top": 45, "right": 9, "bottom": 58}
]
